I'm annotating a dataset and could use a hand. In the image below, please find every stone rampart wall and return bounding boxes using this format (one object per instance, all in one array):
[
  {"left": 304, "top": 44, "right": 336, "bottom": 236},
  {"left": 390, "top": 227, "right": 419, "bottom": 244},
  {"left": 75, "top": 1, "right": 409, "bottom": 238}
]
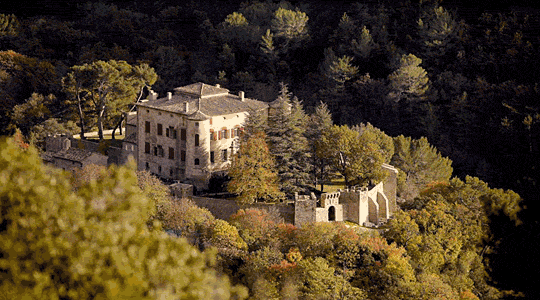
[{"left": 190, "top": 196, "right": 295, "bottom": 224}]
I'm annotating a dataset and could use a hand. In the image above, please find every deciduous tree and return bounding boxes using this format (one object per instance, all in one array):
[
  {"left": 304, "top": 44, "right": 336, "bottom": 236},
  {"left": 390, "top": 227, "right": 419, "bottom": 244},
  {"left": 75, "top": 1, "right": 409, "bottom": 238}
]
[
  {"left": 0, "top": 136, "right": 247, "bottom": 300},
  {"left": 317, "top": 124, "right": 386, "bottom": 187},
  {"left": 228, "top": 132, "right": 283, "bottom": 205}
]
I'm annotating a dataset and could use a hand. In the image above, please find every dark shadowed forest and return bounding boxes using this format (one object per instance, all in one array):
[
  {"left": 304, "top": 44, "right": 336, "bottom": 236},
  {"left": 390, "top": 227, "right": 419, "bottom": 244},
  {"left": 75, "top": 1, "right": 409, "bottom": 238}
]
[{"left": 1, "top": 0, "right": 539, "bottom": 298}]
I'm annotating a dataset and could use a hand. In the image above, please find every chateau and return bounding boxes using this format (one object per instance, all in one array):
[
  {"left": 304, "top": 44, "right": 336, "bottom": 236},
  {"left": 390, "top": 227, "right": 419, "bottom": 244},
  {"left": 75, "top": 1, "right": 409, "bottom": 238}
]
[{"left": 135, "top": 82, "right": 268, "bottom": 188}]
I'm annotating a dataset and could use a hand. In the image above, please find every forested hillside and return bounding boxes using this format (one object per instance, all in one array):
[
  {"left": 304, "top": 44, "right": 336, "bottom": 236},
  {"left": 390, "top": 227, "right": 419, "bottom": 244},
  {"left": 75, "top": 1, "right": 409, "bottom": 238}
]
[{"left": 1, "top": 0, "right": 539, "bottom": 298}]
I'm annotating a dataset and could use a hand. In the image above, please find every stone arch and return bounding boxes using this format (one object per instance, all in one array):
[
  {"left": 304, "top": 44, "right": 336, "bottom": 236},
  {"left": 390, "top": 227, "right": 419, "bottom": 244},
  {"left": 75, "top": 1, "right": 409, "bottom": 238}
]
[{"left": 328, "top": 206, "right": 336, "bottom": 221}]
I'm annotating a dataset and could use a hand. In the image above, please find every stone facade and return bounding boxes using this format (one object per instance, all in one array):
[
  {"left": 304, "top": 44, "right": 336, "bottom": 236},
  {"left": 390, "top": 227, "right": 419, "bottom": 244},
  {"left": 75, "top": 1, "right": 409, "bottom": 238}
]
[
  {"left": 135, "top": 82, "right": 268, "bottom": 189},
  {"left": 294, "top": 164, "right": 398, "bottom": 227}
]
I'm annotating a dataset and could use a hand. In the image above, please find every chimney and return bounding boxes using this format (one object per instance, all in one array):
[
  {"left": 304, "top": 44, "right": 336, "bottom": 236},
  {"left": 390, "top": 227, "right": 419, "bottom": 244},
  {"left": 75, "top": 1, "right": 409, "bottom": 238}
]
[
  {"left": 167, "top": 92, "right": 172, "bottom": 100},
  {"left": 216, "top": 84, "right": 220, "bottom": 88},
  {"left": 184, "top": 101, "right": 189, "bottom": 112},
  {"left": 148, "top": 90, "right": 158, "bottom": 101},
  {"left": 239, "top": 91, "right": 245, "bottom": 102}
]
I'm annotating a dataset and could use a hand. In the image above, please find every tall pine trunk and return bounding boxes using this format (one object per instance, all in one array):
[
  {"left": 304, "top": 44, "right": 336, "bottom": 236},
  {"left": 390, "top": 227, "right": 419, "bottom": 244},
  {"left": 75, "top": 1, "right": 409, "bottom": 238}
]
[
  {"left": 97, "top": 106, "right": 105, "bottom": 141},
  {"left": 77, "top": 94, "right": 85, "bottom": 139}
]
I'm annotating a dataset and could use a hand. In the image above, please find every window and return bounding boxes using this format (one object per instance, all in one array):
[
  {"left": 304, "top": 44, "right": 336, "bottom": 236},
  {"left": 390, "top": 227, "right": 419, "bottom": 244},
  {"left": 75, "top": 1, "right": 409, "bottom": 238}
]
[
  {"left": 210, "top": 151, "right": 214, "bottom": 163},
  {"left": 181, "top": 150, "right": 186, "bottom": 162},
  {"left": 158, "top": 165, "right": 162, "bottom": 173},
  {"left": 210, "top": 118, "right": 213, "bottom": 125},
  {"left": 145, "top": 142, "right": 150, "bottom": 154},
  {"left": 153, "top": 146, "right": 157, "bottom": 156},
  {"left": 195, "top": 134, "right": 199, "bottom": 146},
  {"left": 145, "top": 121, "right": 150, "bottom": 133},
  {"left": 180, "top": 129, "right": 186, "bottom": 140},
  {"left": 169, "top": 147, "right": 174, "bottom": 159},
  {"left": 157, "top": 123, "right": 163, "bottom": 135},
  {"left": 195, "top": 122, "right": 199, "bottom": 127},
  {"left": 221, "top": 128, "right": 228, "bottom": 139},
  {"left": 145, "top": 162, "right": 149, "bottom": 170},
  {"left": 166, "top": 127, "right": 169, "bottom": 137},
  {"left": 222, "top": 149, "right": 228, "bottom": 161},
  {"left": 173, "top": 129, "right": 177, "bottom": 139},
  {"left": 157, "top": 145, "right": 164, "bottom": 157},
  {"left": 194, "top": 158, "right": 200, "bottom": 165},
  {"left": 170, "top": 168, "right": 173, "bottom": 177}
]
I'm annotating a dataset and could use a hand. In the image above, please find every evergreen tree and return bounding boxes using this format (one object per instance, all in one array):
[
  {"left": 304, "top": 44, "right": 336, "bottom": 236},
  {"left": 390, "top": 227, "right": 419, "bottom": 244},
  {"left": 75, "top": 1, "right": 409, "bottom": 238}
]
[
  {"left": 391, "top": 135, "right": 453, "bottom": 202},
  {"left": 63, "top": 60, "right": 157, "bottom": 140},
  {"left": 228, "top": 132, "right": 283, "bottom": 205},
  {"left": 307, "top": 101, "right": 334, "bottom": 191},
  {"left": 388, "top": 54, "right": 429, "bottom": 102},
  {"left": 241, "top": 108, "right": 268, "bottom": 143},
  {"left": 416, "top": 5, "right": 458, "bottom": 72},
  {"left": 0, "top": 14, "right": 19, "bottom": 37},
  {"left": 267, "top": 84, "right": 311, "bottom": 194}
]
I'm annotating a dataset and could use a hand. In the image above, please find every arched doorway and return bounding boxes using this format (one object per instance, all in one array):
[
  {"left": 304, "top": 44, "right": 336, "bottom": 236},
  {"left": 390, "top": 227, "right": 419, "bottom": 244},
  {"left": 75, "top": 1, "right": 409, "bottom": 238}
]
[{"left": 328, "top": 206, "right": 336, "bottom": 221}]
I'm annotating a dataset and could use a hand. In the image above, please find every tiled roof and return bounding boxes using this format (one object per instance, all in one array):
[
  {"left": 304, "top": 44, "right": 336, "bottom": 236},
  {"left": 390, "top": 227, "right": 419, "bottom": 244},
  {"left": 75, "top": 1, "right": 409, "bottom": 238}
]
[
  {"left": 40, "top": 151, "right": 54, "bottom": 163},
  {"left": 174, "top": 82, "right": 229, "bottom": 97},
  {"left": 52, "top": 148, "right": 96, "bottom": 162},
  {"left": 138, "top": 82, "right": 268, "bottom": 117}
]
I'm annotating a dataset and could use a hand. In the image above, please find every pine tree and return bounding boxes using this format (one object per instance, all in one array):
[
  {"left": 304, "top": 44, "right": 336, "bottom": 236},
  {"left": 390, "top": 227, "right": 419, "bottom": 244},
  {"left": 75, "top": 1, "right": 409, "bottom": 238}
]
[
  {"left": 267, "top": 84, "right": 311, "bottom": 194},
  {"left": 388, "top": 54, "right": 429, "bottom": 102},
  {"left": 307, "top": 102, "right": 334, "bottom": 191},
  {"left": 228, "top": 132, "right": 283, "bottom": 205},
  {"left": 391, "top": 135, "right": 453, "bottom": 201}
]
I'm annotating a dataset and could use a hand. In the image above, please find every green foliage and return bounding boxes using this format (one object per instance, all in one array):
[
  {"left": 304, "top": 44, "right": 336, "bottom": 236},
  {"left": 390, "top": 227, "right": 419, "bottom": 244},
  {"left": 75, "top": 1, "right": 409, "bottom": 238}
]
[
  {"left": 386, "top": 176, "right": 522, "bottom": 299},
  {"left": 63, "top": 60, "right": 157, "bottom": 140},
  {"left": 229, "top": 208, "right": 280, "bottom": 251},
  {"left": 353, "top": 123, "right": 395, "bottom": 163},
  {"left": 0, "top": 14, "right": 19, "bottom": 37},
  {"left": 271, "top": 8, "right": 309, "bottom": 41},
  {"left": 353, "top": 26, "right": 377, "bottom": 59},
  {"left": 307, "top": 101, "right": 334, "bottom": 191},
  {"left": 28, "top": 118, "right": 79, "bottom": 146},
  {"left": 297, "top": 257, "right": 365, "bottom": 300},
  {"left": 0, "top": 51, "right": 59, "bottom": 134},
  {"left": 391, "top": 135, "right": 453, "bottom": 201},
  {"left": 0, "top": 136, "right": 247, "bottom": 299},
  {"left": 267, "top": 84, "right": 311, "bottom": 194},
  {"left": 161, "top": 198, "right": 215, "bottom": 243},
  {"left": 388, "top": 54, "right": 430, "bottom": 101},
  {"left": 329, "top": 55, "right": 359, "bottom": 86},
  {"left": 10, "top": 93, "right": 54, "bottom": 136},
  {"left": 228, "top": 132, "right": 283, "bottom": 205},
  {"left": 225, "top": 12, "right": 249, "bottom": 27},
  {"left": 417, "top": 6, "right": 458, "bottom": 62},
  {"left": 203, "top": 219, "right": 248, "bottom": 251},
  {"left": 317, "top": 124, "right": 386, "bottom": 187}
]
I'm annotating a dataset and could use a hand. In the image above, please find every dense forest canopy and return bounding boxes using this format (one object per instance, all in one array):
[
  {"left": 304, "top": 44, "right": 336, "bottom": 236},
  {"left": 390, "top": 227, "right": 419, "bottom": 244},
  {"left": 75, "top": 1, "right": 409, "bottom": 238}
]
[{"left": 1, "top": 0, "right": 539, "bottom": 298}]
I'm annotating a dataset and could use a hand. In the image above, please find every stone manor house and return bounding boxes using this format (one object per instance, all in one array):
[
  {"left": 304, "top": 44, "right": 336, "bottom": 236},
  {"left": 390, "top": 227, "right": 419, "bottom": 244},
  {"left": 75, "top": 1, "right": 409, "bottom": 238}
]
[
  {"left": 135, "top": 82, "right": 267, "bottom": 188},
  {"left": 41, "top": 81, "right": 399, "bottom": 226}
]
